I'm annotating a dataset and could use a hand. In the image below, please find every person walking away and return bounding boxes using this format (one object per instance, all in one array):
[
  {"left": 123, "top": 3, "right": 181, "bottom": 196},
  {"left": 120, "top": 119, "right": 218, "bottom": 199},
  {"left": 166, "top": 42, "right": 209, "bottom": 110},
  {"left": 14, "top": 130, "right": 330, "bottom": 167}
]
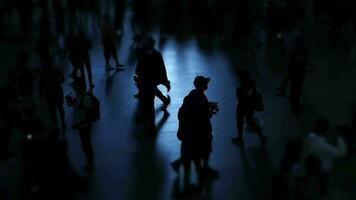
[
  {"left": 68, "top": 78, "right": 95, "bottom": 172},
  {"left": 39, "top": 58, "right": 66, "bottom": 136},
  {"left": 231, "top": 70, "right": 267, "bottom": 146}
]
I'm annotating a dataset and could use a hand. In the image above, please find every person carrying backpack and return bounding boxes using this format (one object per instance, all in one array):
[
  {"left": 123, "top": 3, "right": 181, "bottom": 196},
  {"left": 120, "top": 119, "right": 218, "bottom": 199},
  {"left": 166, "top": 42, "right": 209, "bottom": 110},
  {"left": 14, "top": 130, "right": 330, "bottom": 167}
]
[
  {"left": 67, "top": 77, "right": 99, "bottom": 172},
  {"left": 231, "top": 70, "right": 267, "bottom": 146}
]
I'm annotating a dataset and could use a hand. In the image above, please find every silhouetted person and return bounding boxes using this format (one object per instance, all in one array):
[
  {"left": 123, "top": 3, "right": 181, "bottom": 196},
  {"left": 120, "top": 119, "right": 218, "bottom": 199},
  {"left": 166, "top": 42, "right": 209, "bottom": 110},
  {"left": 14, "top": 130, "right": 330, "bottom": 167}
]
[
  {"left": 67, "top": 78, "right": 94, "bottom": 172},
  {"left": 20, "top": 128, "right": 78, "bottom": 200},
  {"left": 101, "top": 15, "right": 124, "bottom": 71},
  {"left": 79, "top": 29, "right": 94, "bottom": 88},
  {"left": 67, "top": 30, "right": 83, "bottom": 78},
  {"left": 9, "top": 51, "right": 35, "bottom": 98},
  {"left": 270, "top": 138, "right": 303, "bottom": 200},
  {"left": 36, "top": 30, "right": 54, "bottom": 68},
  {"left": 302, "top": 119, "right": 347, "bottom": 197},
  {"left": 288, "top": 36, "right": 308, "bottom": 112},
  {"left": 135, "top": 36, "right": 171, "bottom": 114},
  {"left": 177, "top": 76, "right": 218, "bottom": 193},
  {"left": 295, "top": 155, "right": 325, "bottom": 200},
  {"left": 39, "top": 58, "right": 66, "bottom": 135},
  {"left": 0, "top": 84, "right": 23, "bottom": 158},
  {"left": 232, "top": 70, "right": 267, "bottom": 146}
]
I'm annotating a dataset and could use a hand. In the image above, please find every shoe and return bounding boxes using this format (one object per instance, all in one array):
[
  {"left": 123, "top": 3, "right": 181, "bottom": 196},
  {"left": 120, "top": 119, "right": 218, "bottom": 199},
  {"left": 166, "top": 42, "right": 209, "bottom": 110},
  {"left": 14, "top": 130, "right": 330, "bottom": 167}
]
[
  {"left": 231, "top": 137, "right": 244, "bottom": 145},
  {"left": 171, "top": 160, "right": 181, "bottom": 173},
  {"left": 161, "top": 95, "right": 171, "bottom": 111}
]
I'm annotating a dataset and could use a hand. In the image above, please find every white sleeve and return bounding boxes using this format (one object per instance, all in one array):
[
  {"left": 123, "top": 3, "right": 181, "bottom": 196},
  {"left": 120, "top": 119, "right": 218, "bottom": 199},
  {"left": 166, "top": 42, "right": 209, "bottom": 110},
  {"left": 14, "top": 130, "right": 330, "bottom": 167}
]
[{"left": 319, "top": 137, "right": 347, "bottom": 157}]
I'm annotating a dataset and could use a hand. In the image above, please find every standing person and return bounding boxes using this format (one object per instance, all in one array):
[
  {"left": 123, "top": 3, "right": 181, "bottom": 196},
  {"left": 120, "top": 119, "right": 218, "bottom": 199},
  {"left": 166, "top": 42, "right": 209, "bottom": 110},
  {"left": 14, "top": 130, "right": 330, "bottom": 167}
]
[
  {"left": 68, "top": 78, "right": 95, "bottom": 172},
  {"left": 67, "top": 29, "right": 83, "bottom": 79},
  {"left": 302, "top": 119, "right": 347, "bottom": 195},
  {"left": 39, "top": 58, "right": 66, "bottom": 135},
  {"left": 231, "top": 70, "right": 267, "bottom": 146},
  {"left": 178, "top": 76, "right": 218, "bottom": 191},
  {"left": 101, "top": 14, "right": 124, "bottom": 71},
  {"left": 78, "top": 29, "right": 94, "bottom": 88},
  {"left": 135, "top": 36, "right": 171, "bottom": 112},
  {"left": 288, "top": 36, "right": 308, "bottom": 112}
]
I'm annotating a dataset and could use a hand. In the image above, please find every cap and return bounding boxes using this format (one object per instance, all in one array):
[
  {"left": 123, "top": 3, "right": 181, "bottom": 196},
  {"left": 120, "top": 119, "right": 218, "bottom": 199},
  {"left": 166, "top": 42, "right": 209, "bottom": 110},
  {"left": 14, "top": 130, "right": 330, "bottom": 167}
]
[{"left": 194, "top": 76, "right": 210, "bottom": 88}]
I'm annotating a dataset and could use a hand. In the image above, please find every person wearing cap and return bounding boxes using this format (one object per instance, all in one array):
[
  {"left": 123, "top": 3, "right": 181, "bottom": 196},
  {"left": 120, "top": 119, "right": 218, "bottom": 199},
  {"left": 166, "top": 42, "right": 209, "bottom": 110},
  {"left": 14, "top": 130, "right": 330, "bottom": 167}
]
[
  {"left": 232, "top": 70, "right": 267, "bottom": 146},
  {"left": 177, "top": 76, "right": 218, "bottom": 187}
]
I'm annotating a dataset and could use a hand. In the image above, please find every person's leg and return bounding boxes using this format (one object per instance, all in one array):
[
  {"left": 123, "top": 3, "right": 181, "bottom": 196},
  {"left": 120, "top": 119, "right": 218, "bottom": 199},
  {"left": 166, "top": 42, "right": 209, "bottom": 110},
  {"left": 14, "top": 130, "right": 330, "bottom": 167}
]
[
  {"left": 141, "top": 88, "right": 156, "bottom": 133},
  {"left": 70, "top": 59, "right": 79, "bottom": 78},
  {"left": 84, "top": 54, "right": 94, "bottom": 87},
  {"left": 232, "top": 107, "right": 245, "bottom": 144},
  {"left": 154, "top": 87, "right": 167, "bottom": 103},
  {"left": 78, "top": 126, "right": 94, "bottom": 170},
  {"left": 154, "top": 87, "right": 170, "bottom": 111},
  {"left": 48, "top": 101, "right": 59, "bottom": 128},
  {"left": 111, "top": 45, "right": 124, "bottom": 67},
  {"left": 56, "top": 102, "right": 66, "bottom": 135},
  {"left": 182, "top": 159, "right": 191, "bottom": 191},
  {"left": 193, "top": 158, "right": 203, "bottom": 184},
  {"left": 245, "top": 112, "right": 267, "bottom": 146},
  {"left": 103, "top": 47, "right": 111, "bottom": 69}
]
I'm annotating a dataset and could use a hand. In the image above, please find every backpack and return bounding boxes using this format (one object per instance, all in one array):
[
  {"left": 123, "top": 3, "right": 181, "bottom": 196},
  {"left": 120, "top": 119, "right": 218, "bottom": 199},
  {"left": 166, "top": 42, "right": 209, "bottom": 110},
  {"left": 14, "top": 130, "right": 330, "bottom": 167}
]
[{"left": 81, "top": 93, "right": 100, "bottom": 122}]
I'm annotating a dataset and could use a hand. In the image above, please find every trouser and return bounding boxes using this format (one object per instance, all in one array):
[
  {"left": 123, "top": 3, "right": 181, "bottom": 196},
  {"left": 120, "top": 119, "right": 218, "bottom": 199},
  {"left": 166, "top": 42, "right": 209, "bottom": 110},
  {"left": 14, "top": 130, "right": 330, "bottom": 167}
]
[
  {"left": 154, "top": 87, "right": 168, "bottom": 104},
  {"left": 139, "top": 86, "right": 156, "bottom": 131},
  {"left": 72, "top": 55, "right": 93, "bottom": 85},
  {"left": 48, "top": 100, "right": 65, "bottom": 131},
  {"left": 78, "top": 125, "right": 94, "bottom": 167},
  {"left": 104, "top": 45, "right": 119, "bottom": 66},
  {"left": 236, "top": 108, "right": 263, "bottom": 139}
]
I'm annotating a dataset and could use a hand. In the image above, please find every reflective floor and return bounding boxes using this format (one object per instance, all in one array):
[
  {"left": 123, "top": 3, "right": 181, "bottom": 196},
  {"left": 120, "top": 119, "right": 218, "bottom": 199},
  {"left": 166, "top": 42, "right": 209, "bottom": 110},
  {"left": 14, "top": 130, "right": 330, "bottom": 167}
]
[
  {"left": 60, "top": 11, "right": 303, "bottom": 200},
  {"left": 1, "top": 1, "right": 356, "bottom": 200}
]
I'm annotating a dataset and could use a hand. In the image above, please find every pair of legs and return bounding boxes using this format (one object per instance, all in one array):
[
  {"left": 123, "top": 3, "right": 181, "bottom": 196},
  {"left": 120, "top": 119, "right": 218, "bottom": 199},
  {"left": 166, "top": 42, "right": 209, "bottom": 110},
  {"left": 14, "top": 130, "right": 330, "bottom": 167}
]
[
  {"left": 78, "top": 125, "right": 94, "bottom": 171},
  {"left": 48, "top": 100, "right": 66, "bottom": 136},
  {"left": 140, "top": 88, "right": 156, "bottom": 133},
  {"left": 136, "top": 84, "right": 170, "bottom": 109},
  {"left": 232, "top": 108, "right": 267, "bottom": 145},
  {"left": 70, "top": 56, "right": 94, "bottom": 88},
  {"left": 103, "top": 45, "right": 123, "bottom": 69}
]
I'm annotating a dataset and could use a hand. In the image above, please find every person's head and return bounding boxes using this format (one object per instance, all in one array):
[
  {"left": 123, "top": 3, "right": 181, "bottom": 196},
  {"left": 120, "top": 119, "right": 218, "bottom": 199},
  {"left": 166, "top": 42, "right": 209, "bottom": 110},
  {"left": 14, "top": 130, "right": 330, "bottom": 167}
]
[
  {"left": 194, "top": 76, "right": 210, "bottom": 91},
  {"left": 314, "top": 118, "right": 330, "bottom": 136},
  {"left": 238, "top": 70, "right": 251, "bottom": 83},
  {"left": 141, "top": 36, "right": 155, "bottom": 52}
]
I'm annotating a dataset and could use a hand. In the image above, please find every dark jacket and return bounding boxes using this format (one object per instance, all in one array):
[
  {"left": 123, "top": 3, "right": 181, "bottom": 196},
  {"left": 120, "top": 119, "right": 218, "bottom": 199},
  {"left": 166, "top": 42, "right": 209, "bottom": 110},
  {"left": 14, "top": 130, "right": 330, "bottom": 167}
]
[{"left": 135, "top": 49, "right": 168, "bottom": 88}]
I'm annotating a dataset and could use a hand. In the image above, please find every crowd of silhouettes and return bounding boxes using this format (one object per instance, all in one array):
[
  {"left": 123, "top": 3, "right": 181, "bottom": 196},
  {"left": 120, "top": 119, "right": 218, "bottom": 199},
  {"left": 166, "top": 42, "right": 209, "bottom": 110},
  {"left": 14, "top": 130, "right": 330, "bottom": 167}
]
[{"left": 0, "top": 0, "right": 355, "bottom": 199}]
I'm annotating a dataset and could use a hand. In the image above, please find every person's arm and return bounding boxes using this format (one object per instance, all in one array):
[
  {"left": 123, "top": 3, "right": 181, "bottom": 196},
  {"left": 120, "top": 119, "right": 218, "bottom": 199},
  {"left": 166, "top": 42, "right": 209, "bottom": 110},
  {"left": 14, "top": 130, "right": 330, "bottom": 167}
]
[{"left": 319, "top": 137, "right": 347, "bottom": 157}]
